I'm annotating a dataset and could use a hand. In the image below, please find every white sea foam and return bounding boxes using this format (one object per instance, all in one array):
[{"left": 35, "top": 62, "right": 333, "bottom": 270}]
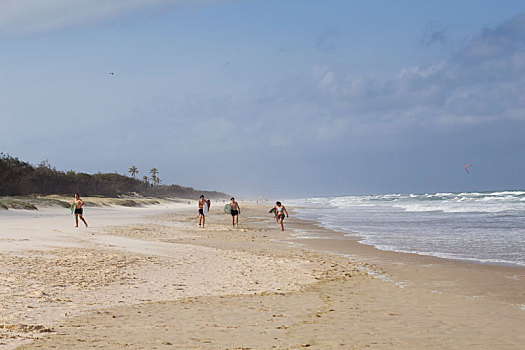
[
  {"left": 292, "top": 190, "right": 525, "bottom": 214},
  {"left": 289, "top": 190, "right": 525, "bottom": 267}
]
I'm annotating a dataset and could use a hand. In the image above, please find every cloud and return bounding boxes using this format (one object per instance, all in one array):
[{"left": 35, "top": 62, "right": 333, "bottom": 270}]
[
  {"left": 421, "top": 30, "right": 447, "bottom": 46},
  {"left": 158, "top": 12, "right": 525, "bottom": 158},
  {"left": 420, "top": 20, "right": 449, "bottom": 46},
  {"left": 294, "top": 14, "right": 525, "bottom": 133},
  {"left": 316, "top": 28, "right": 338, "bottom": 51},
  {"left": 3, "top": 11, "right": 525, "bottom": 195},
  {"left": 0, "top": 0, "right": 220, "bottom": 34},
  {"left": 59, "top": 12, "right": 525, "bottom": 156},
  {"left": 127, "top": 10, "right": 525, "bottom": 157}
]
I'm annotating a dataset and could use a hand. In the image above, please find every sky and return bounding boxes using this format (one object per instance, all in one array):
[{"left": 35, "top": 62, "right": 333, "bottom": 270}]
[{"left": 1, "top": 0, "right": 525, "bottom": 198}]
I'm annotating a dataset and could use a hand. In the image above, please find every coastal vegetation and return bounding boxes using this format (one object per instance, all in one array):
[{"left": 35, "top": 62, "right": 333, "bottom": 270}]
[
  {"left": 128, "top": 165, "right": 138, "bottom": 178},
  {"left": 0, "top": 153, "right": 227, "bottom": 199}
]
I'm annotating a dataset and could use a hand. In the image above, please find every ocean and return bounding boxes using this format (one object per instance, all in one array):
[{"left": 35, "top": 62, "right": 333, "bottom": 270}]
[{"left": 289, "top": 191, "right": 525, "bottom": 267}]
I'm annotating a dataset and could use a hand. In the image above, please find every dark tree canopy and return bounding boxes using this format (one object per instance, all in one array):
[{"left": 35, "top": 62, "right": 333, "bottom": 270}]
[{"left": 0, "top": 153, "right": 227, "bottom": 199}]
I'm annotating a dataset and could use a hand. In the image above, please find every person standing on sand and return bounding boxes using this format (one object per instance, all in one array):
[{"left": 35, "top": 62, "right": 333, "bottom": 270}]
[
  {"left": 230, "top": 197, "right": 241, "bottom": 227},
  {"left": 198, "top": 195, "right": 206, "bottom": 228},
  {"left": 274, "top": 201, "right": 289, "bottom": 231},
  {"left": 72, "top": 193, "right": 88, "bottom": 228}
]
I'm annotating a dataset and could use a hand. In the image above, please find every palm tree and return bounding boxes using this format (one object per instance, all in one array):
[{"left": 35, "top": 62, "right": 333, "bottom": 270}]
[
  {"left": 142, "top": 175, "right": 149, "bottom": 184},
  {"left": 128, "top": 165, "right": 138, "bottom": 178},
  {"left": 150, "top": 168, "right": 160, "bottom": 186}
]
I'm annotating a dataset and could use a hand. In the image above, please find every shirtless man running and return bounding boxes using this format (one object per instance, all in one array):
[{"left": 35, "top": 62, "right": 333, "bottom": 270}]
[
  {"left": 72, "top": 193, "right": 88, "bottom": 228},
  {"left": 230, "top": 197, "right": 241, "bottom": 227},
  {"left": 198, "top": 195, "right": 206, "bottom": 228}
]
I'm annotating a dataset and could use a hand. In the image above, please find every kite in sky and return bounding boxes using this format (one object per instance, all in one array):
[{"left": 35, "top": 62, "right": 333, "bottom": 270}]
[{"left": 465, "top": 164, "right": 472, "bottom": 173}]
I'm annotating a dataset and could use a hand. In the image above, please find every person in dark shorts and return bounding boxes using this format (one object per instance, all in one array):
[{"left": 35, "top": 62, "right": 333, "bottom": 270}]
[
  {"left": 198, "top": 195, "right": 206, "bottom": 228},
  {"left": 230, "top": 197, "right": 241, "bottom": 227},
  {"left": 274, "top": 201, "right": 289, "bottom": 231},
  {"left": 72, "top": 193, "right": 88, "bottom": 228}
]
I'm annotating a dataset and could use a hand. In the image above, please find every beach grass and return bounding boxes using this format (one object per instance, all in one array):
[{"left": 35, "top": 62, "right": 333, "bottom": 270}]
[{"left": 0, "top": 195, "right": 176, "bottom": 211}]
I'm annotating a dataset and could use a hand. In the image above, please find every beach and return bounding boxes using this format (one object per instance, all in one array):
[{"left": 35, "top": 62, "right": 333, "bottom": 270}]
[{"left": 1, "top": 202, "right": 524, "bottom": 349}]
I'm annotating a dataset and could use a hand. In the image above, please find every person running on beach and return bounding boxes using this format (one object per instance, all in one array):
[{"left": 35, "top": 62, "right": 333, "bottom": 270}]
[
  {"left": 72, "top": 193, "right": 88, "bottom": 228},
  {"left": 198, "top": 195, "right": 206, "bottom": 228},
  {"left": 230, "top": 197, "right": 241, "bottom": 227},
  {"left": 274, "top": 201, "right": 289, "bottom": 231}
]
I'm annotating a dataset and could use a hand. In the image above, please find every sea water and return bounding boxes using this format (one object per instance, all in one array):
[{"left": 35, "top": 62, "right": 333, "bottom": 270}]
[{"left": 288, "top": 191, "right": 525, "bottom": 267}]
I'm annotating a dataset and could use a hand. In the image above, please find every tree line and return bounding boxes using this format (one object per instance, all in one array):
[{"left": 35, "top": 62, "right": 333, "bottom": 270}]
[
  {"left": 128, "top": 165, "right": 160, "bottom": 186},
  {"left": 0, "top": 153, "right": 227, "bottom": 199}
]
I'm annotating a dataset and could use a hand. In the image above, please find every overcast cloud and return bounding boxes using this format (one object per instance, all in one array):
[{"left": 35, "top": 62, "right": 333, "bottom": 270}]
[
  {"left": 0, "top": 0, "right": 220, "bottom": 34},
  {"left": 1, "top": 1, "right": 525, "bottom": 196}
]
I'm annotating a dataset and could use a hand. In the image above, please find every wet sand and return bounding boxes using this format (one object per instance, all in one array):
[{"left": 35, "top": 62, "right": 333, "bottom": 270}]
[{"left": 1, "top": 203, "right": 524, "bottom": 349}]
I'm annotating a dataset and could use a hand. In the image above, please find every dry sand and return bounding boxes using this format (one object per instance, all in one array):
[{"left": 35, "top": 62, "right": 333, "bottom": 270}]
[{"left": 1, "top": 202, "right": 524, "bottom": 349}]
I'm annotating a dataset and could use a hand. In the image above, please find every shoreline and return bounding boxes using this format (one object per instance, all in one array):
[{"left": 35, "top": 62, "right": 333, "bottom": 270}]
[
  {"left": 2, "top": 203, "right": 524, "bottom": 349},
  {"left": 284, "top": 210, "right": 525, "bottom": 306},
  {"left": 290, "top": 207, "right": 525, "bottom": 269},
  {"left": 293, "top": 214, "right": 525, "bottom": 269},
  {"left": 288, "top": 204, "right": 525, "bottom": 269},
  {"left": 288, "top": 191, "right": 525, "bottom": 270}
]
